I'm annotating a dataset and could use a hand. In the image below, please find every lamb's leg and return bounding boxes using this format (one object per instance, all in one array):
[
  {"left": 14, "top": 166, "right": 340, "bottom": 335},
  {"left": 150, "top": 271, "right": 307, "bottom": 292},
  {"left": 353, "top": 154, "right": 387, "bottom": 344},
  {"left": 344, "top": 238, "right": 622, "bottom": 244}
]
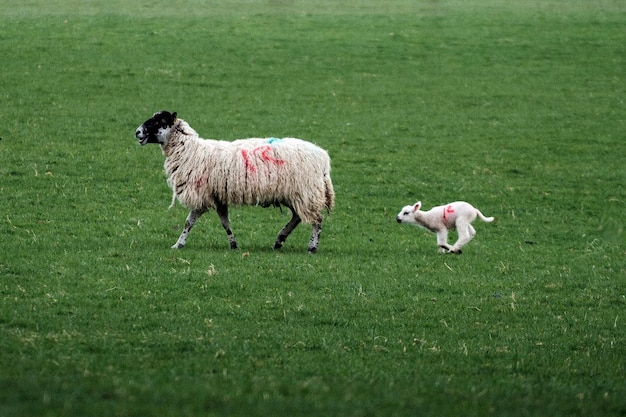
[
  {"left": 215, "top": 202, "right": 237, "bottom": 249},
  {"left": 449, "top": 222, "right": 474, "bottom": 254},
  {"left": 436, "top": 229, "right": 451, "bottom": 253},
  {"left": 274, "top": 207, "right": 301, "bottom": 250},
  {"left": 173, "top": 209, "right": 206, "bottom": 249},
  {"left": 308, "top": 220, "right": 323, "bottom": 254}
]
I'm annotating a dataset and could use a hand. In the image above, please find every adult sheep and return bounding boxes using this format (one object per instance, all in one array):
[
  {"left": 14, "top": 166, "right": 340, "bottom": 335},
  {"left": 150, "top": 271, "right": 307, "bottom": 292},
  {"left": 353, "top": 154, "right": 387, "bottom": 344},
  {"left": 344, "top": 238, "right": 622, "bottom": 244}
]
[{"left": 134, "top": 111, "right": 334, "bottom": 253}]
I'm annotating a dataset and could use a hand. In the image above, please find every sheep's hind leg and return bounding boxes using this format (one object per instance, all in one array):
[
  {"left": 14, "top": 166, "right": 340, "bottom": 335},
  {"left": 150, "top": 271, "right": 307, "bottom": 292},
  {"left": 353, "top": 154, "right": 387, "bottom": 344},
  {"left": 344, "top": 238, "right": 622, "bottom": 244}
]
[
  {"left": 173, "top": 209, "right": 206, "bottom": 249},
  {"left": 308, "top": 220, "right": 323, "bottom": 254},
  {"left": 215, "top": 202, "right": 237, "bottom": 249},
  {"left": 274, "top": 207, "right": 301, "bottom": 250},
  {"left": 449, "top": 222, "right": 473, "bottom": 254}
]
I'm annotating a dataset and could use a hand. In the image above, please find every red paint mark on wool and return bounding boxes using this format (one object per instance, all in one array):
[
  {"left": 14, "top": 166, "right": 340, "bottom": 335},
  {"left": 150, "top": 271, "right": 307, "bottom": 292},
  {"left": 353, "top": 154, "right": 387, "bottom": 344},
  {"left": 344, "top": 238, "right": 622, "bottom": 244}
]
[
  {"left": 241, "top": 145, "right": 286, "bottom": 173},
  {"left": 241, "top": 149, "right": 256, "bottom": 173},
  {"left": 443, "top": 205, "right": 455, "bottom": 221},
  {"left": 254, "top": 145, "right": 285, "bottom": 166},
  {"left": 194, "top": 175, "right": 207, "bottom": 190}
]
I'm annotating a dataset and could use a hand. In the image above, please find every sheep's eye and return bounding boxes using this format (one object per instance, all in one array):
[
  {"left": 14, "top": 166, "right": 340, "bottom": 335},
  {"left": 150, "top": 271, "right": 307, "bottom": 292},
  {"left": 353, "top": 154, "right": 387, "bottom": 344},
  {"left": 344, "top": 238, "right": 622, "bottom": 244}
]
[{"left": 403, "top": 211, "right": 409, "bottom": 215}]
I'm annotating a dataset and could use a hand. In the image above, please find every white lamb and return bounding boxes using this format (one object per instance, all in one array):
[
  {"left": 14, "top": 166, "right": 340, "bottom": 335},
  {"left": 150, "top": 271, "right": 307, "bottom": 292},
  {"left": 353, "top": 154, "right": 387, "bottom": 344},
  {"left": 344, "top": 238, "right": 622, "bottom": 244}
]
[
  {"left": 135, "top": 111, "right": 334, "bottom": 253},
  {"left": 396, "top": 201, "right": 494, "bottom": 254}
]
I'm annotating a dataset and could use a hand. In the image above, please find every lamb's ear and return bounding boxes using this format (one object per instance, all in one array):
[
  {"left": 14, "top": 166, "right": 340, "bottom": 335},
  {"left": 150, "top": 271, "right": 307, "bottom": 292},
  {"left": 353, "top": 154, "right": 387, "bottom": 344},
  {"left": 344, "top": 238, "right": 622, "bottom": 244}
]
[
  {"left": 172, "top": 111, "right": 177, "bottom": 120},
  {"left": 413, "top": 201, "right": 421, "bottom": 211}
]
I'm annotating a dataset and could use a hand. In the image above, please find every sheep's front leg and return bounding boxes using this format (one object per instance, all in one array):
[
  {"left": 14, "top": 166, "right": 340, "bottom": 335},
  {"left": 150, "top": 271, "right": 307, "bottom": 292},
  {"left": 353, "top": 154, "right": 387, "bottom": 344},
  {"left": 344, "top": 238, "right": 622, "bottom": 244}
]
[
  {"left": 173, "top": 209, "right": 206, "bottom": 249},
  {"left": 274, "top": 208, "right": 301, "bottom": 250},
  {"left": 215, "top": 202, "right": 237, "bottom": 249},
  {"left": 436, "top": 229, "right": 451, "bottom": 253}
]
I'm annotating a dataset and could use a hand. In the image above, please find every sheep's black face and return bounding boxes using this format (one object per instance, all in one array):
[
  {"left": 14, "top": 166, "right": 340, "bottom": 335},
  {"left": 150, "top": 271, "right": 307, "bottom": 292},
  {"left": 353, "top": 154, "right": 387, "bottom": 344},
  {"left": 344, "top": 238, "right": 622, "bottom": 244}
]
[{"left": 135, "top": 111, "right": 177, "bottom": 145}]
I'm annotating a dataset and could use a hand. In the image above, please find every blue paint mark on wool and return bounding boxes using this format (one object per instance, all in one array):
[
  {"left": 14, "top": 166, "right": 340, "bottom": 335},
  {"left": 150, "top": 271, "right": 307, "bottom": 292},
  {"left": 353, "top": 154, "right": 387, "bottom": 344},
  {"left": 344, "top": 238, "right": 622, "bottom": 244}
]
[{"left": 267, "top": 137, "right": 282, "bottom": 144}]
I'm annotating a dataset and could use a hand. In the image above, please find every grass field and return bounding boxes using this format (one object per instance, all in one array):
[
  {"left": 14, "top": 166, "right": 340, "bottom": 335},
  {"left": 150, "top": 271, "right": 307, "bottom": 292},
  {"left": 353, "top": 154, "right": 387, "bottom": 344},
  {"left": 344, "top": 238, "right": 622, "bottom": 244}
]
[{"left": 1, "top": 1, "right": 625, "bottom": 416}]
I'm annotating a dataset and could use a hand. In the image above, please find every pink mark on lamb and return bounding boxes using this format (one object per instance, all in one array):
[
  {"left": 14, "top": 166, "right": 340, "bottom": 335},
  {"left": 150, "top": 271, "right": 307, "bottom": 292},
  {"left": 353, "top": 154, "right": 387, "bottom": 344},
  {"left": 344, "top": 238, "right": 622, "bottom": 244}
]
[
  {"left": 241, "top": 145, "right": 285, "bottom": 173},
  {"left": 443, "top": 205, "right": 455, "bottom": 222}
]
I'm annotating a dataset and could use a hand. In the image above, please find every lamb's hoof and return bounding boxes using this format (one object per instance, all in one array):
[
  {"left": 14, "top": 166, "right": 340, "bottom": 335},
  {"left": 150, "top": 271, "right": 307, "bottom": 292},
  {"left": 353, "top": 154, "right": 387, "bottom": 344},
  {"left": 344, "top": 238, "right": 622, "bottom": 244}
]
[
  {"left": 449, "top": 249, "right": 463, "bottom": 255},
  {"left": 230, "top": 242, "right": 238, "bottom": 250},
  {"left": 273, "top": 242, "right": 284, "bottom": 250},
  {"left": 171, "top": 243, "right": 184, "bottom": 249},
  {"left": 307, "top": 247, "right": 318, "bottom": 254}
]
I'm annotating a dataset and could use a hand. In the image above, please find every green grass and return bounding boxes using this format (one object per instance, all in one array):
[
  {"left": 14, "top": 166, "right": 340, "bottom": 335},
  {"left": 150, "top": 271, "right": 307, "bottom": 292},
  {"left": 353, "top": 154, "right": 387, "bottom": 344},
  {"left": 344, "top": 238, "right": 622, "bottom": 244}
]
[{"left": 1, "top": 1, "right": 625, "bottom": 416}]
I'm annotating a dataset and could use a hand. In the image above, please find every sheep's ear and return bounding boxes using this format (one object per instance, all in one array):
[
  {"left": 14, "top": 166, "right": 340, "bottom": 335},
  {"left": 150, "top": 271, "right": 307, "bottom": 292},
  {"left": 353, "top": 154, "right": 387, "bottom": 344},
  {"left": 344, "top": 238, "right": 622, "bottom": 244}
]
[
  {"left": 413, "top": 201, "right": 421, "bottom": 211},
  {"left": 172, "top": 111, "right": 177, "bottom": 120}
]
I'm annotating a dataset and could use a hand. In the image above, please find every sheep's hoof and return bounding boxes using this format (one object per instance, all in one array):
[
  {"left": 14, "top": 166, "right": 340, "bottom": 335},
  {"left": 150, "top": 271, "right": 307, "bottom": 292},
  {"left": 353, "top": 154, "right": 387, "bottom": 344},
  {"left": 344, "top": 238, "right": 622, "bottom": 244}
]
[
  {"left": 230, "top": 242, "right": 238, "bottom": 250},
  {"left": 449, "top": 249, "right": 463, "bottom": 255},
  {"left": 307, "top": 247, "right": 318, "bottom": 254},
  {"left": 273, "top": 242, "right": 283, "bottom": 250},
  {"left": 171, "top": 243, "right": 185, "bottom": 249}
]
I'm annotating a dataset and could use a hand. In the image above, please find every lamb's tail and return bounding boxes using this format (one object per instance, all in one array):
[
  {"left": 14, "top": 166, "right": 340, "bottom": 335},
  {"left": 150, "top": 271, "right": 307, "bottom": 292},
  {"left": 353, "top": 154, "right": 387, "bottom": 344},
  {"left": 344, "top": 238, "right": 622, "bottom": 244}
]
[
  {"left": 476, "top": 209, "right": 494, "bottom": 223},
  {"left": 324, "top": 174, "right": 335, "bottom": 214}
]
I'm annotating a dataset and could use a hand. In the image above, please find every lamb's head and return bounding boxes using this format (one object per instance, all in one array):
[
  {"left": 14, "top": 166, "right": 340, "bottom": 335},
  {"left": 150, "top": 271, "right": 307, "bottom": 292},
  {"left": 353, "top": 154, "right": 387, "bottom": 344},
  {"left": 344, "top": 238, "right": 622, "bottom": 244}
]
[
  {"left": 135, "top": 110, "right": 178, "bottom": 145},
  {"left": 396, "top": 201, "right": 421, "bottom": 224}
]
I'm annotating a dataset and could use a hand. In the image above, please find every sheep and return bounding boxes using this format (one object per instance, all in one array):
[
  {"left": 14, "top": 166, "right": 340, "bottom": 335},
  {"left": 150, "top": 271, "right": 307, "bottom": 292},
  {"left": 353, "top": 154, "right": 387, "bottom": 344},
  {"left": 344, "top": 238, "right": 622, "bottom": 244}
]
[
  {"left": 135, "top": 110, "right": 334, "bottom": 253},
  {"left": 396, "top": 201, "right": 494, "bottom": 254}
]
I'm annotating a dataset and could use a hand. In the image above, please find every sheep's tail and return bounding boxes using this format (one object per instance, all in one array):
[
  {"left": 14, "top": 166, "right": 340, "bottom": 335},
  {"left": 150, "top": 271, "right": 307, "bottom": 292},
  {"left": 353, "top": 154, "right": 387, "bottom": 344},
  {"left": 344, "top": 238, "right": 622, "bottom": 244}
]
[
  {"left": 324, "top": 174, "right": 335, "bottom": 214},
  {"left": 476, "top": 209, "right": 494, "bottom": 223}
]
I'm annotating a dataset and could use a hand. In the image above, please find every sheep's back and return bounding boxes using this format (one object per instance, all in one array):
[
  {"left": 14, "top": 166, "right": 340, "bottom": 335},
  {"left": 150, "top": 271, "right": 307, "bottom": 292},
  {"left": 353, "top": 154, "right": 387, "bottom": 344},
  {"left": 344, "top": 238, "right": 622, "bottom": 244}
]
[
  {"left": 223, "top": 138, "right": 331, "bottom": 222},
  {"left": 168, "top": 136, "right": 332, "bottom": 223}
]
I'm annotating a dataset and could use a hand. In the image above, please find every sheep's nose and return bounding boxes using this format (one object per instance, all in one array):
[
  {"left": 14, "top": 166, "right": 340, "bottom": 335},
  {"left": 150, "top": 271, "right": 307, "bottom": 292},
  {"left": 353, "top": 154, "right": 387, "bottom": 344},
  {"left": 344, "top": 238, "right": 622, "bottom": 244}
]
[
  {"left": 396, "top": 217, "right": 402, "bottom": 223},
  {"left": 135, "top": 128, "right": 142, "bottom": 138}
]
